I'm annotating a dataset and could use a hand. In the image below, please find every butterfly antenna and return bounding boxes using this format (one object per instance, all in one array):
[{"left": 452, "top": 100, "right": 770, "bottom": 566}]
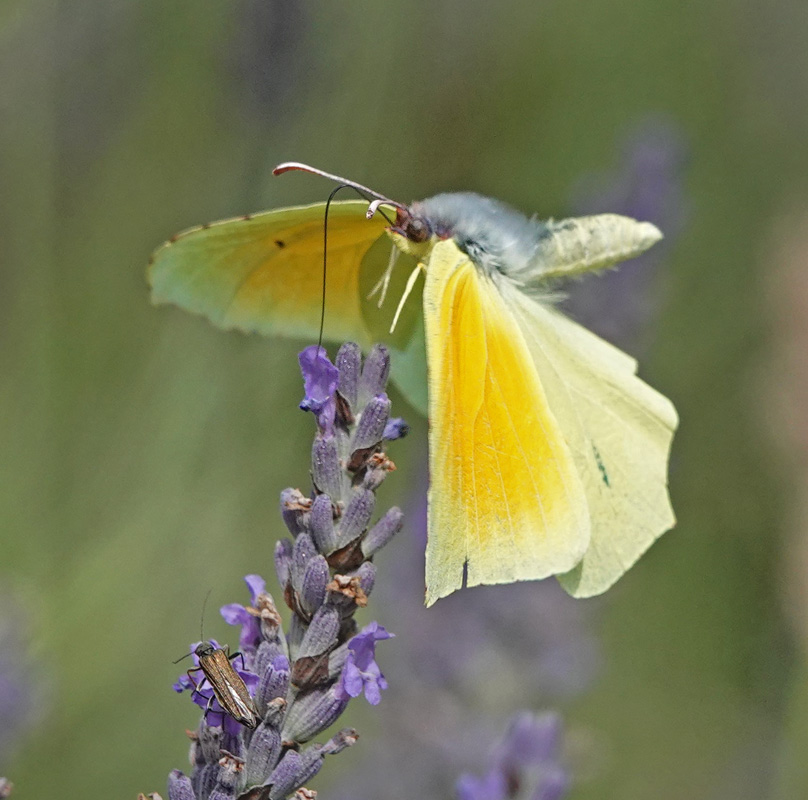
[
  {"left": 318, "top": 184, "right": 349, "bottom": 352},
  {"left": 273, "top": 162, "right": 409, "bottom": 217}
]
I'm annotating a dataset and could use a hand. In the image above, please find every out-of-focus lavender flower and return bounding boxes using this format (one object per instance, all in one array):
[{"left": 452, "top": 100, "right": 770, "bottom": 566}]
[
  {"left": 329, "top": 467, "right": 594, "bottom": 800},
  {"left": 335, "top": 622, "right": 393, "bottom": 705},
  {"left": 0, "top": 592, "right": 39, "bottom": 765},
  {"left": 455, "top": 712, "right": 568, "bottom": 800},
  {"left": 164, "top": 343, "right": 404, "bottom": 800},
  {"left": 0, "top": 777, "right": 12, "bottom": 798},
  {"left": 565, "top": 115, "right": 688, "bottom": 353}
]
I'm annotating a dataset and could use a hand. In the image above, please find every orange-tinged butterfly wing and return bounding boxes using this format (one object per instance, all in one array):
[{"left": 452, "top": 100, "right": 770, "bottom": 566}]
[
  {"left": 422, "top": 239, "right": 591, "bottom": 606},
  {"left": 148, "top": 200, "right": 388, "bottom": 347}
]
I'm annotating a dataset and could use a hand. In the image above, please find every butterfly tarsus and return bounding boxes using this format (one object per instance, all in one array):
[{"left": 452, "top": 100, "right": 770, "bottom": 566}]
[{"left": 367, "top": 246, "right": 400, "bottom": 308}]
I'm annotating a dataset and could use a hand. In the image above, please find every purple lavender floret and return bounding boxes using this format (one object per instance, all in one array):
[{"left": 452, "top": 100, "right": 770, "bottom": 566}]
[
  {"left": 220, "top": 574, "right": 267, "bottom": 654},
  {"left": 335, "top": 622, "right": 393, "bottom": 705},
  {"left": 382, "top": 417, "right": 409, "bottom": 440},
  {"left": 455, "top": 712, "right": 569, "bottom": 800},
  {"left": 165, "top": 343, "right": 402, "bottom": 800},
  {"left": 298, "top": 345, "right": 339, "bottom": 434}
]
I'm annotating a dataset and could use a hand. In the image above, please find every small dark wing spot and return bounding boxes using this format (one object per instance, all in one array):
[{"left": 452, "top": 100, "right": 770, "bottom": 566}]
[
  {"left": 201, "top": 222, "right": 211, "bottom": 230},
  {"left": 243, "top": 213, "right": 253, "bottom": 221},
  {"left": 592, "top": 444, "right": 610, "bottom": 487},
  {"left": 274, "top": 239, "right": 286, "bottom": 248}
]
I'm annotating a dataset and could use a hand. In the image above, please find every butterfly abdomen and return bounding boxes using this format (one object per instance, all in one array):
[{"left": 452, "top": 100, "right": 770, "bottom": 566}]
[
  {"left": 414, "top": 195, "right": 662, "bottom": 289},
  {"left": 525, "top": 214, "right": 663, "bottom": 283}
]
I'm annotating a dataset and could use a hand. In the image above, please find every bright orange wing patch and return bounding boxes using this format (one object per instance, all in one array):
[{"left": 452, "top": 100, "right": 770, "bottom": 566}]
[{"left": 422, "top": 240, "right": 591, "bottom": 606}]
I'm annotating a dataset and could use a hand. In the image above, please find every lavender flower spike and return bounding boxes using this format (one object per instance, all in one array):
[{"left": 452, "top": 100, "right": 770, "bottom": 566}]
[{"left": 161, "top": 342, "right": 404, "bottom": 800}]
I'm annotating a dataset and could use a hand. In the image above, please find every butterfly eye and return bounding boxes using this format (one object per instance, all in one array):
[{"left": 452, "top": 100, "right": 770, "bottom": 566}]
[{"left": 403, "top": 215, "right": 432, "bottom": 243}]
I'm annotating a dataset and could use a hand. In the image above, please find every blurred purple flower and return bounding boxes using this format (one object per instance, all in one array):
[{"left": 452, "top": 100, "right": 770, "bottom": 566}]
[
  {"left": 456, "top": 769, "right": 508, "bottom": 800},
  {"left": 329, "top": 464, "right": 595, "bottom": 800},
  {"left": 565, "top": 115, "right": 688, "bottom": 353},
  {"left": 298, "top": 345, "right": 339, "bottom": 434},
  {"left": 456, "top": 713, "right": 568, "bottom": 800},
  {"left": 0, "top": 593, "right": 39, "bottom": 764},
  {"left": 336, "top": 622, "right": 394, "bottom": 705}
]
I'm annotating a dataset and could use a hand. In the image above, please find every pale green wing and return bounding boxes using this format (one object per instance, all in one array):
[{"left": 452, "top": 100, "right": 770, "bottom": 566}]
[
  {"left": 502, "top": 282, "right": 677, "bottom": 597},
  {"left": 148, "top": 200, "right": 385, "bottom": 345},
  {"left": 148, "top": 200, "right": 429, "bottom": 414}
]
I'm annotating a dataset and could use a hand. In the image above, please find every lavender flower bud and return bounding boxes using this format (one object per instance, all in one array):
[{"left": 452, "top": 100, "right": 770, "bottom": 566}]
[
  {"left": 361, "top": 453, "right": 396, "bottom": 490},
  {"left": 286, "top": 614, "right": 306, "bottom": 655},
  {"left": 191, "top": 725, "right": 223, "bottom": 765},
  {"left": 353, "top": 562, "right": 376, "bottom": 599},
  {"left": 211, "top": 751, "right": 243, "bottom": 798},
  {"left": 253, "top": 641, "right": 286, "bottom": 684},
  {"left": 327, "top": 643, "right": 348, "bottom": 681},
  {"left": 167, "top": 771, "right": 195, "bottom": 800},
  {"left": 351, "top": 394, "right": 391, "bottom": 452},
  {"left": 296, "top": 605, "right": 339, "bottom": 660},
  {"left": 273, "top": 539, "right": 293, "bottom": 589},
  {"left": 291, "top": 534, "right": 318, "bottom": 591},
  {"left": 279, "top": 488, "right": 310, "bottom": 536},
  {"left": 357, "top": 344, "right": 390, "bottom": 406},
  {"left": 244, "top": 722, "right": 283, "bottom": 787},
  {"left": 299, "top": 555, "right": 329, "bottom": 615},
  {"left": 325, "top": 575, "right": 368, "bottom": 613},
  {"left": 337, "top": 489, "right": 375, "bottom": 545},
  {"left": 281, "top": 686, "right": 349, "bottom": 743},
  {"left": 361, "top": 506, "right": 403, "bottom": 557},
  {"left": 336, "top": 342, "right": 361, "bottom": 409},
  {"left": 311, "top": 435, "right": 343, "bottom": 499},
  {"left": 193, "top": 763, "right": 218, "bottom": 800},
  {"left": 308, "top": 494, "right": 338, "bottom": 554},
  {"left": 322, "top": 728, "right": 358, "bottom": 755},
  {"left": 267, "top": 748, "right": 324, "bottom": 800},
  {"left": 255, "top": 655, "right": 290, "bottom": 717}
]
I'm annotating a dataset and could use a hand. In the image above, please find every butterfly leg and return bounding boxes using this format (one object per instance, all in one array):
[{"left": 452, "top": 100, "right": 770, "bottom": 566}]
[
  {"left": 390, "top": 262, "right": 426, "bottom": 333},
  {"left": 367, "top": 245, "right": 399, "bottom": 308}
]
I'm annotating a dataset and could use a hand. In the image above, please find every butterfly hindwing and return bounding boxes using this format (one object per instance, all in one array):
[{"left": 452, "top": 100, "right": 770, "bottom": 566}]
[
  {"left": 422, "top": 240, "right": 591, "bottom": 606},
  {"left": 503, "top": 285, "right": 677, "bottom": 597}
]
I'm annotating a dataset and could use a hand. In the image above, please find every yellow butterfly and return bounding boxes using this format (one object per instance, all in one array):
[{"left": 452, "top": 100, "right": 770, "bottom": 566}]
[{"left": 148, "top": 163, "right": 677, "bottom": 606}]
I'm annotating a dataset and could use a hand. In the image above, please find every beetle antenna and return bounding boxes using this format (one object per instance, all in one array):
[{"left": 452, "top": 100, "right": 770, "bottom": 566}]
[{"left": 200, "top": 588, "right": 212, "bottom": 642}]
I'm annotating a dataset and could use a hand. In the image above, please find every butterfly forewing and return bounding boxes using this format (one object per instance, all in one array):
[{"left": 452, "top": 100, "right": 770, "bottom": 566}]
[
  {"left": 422, "top": 239, "right": 591, "bottom": 607},
  {"left": 148, "top": 201, "right": 387, "bottom": 346}
]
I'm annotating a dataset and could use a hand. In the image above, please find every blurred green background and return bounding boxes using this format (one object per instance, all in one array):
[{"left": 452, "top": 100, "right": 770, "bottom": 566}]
[{"left": 2, "top": 1, "right": 808, "bottom": 798}]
